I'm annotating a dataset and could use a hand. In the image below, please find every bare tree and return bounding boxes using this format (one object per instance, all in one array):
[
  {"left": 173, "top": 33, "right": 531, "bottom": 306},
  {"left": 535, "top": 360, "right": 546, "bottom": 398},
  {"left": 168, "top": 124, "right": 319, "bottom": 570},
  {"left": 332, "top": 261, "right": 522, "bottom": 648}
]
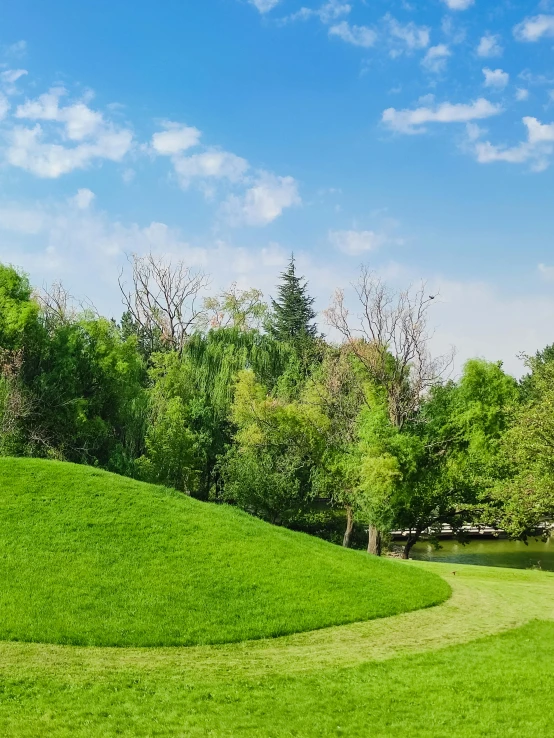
[
  {"left": 34, "top": 281, "right": 77, "bottom": 328},
  {"left": 119, "top": 253, "right": 210, "bottom": 356},
  {"left": 324, "top": 267, "right": 453, "bottom": 554},
  {"left": 0, "top": 349, "right": 36, "bottom": 455}
]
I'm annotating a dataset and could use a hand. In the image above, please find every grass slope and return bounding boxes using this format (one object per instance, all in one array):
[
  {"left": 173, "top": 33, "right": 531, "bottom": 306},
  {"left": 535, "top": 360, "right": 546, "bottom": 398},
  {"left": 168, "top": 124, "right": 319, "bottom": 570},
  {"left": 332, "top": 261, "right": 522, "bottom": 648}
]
[
  {"left": 0, "top": 565, "right": 552, "bottom": 737},
  {"left": 0, "top": 458, "right": 448, "bottom": 647}
]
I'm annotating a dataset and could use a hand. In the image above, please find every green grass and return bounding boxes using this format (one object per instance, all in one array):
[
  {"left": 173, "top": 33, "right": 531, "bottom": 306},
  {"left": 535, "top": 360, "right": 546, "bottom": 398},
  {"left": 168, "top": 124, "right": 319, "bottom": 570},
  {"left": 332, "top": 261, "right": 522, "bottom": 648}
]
[
  {"left": 0, "top": 458, "right": 449, "bottom": 647},
  {"left": 0, "top": 585, "right": 552, "bottom": 736},
  {"left": 2, "top": 458, "right": 553, "bottom": 736}
]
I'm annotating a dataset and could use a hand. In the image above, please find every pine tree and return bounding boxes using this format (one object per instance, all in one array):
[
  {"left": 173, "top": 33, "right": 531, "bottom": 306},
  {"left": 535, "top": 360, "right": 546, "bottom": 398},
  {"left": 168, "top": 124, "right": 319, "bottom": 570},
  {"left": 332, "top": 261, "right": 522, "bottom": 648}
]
[{"left": 268, "top": 256, "right": 317, "bottom": 346}]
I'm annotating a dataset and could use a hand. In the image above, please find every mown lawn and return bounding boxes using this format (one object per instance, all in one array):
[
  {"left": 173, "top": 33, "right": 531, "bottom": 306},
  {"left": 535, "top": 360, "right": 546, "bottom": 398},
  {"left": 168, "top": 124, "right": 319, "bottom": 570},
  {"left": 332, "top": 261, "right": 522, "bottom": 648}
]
[
  {"left": 0, "top": 619, "right": 552, "bottom": 737},
  {"left": 0, "top": 458, "right": 449, "bottom": 647},
  {"left": 2, "top": 458, "right": 553, "bottom": 737}
]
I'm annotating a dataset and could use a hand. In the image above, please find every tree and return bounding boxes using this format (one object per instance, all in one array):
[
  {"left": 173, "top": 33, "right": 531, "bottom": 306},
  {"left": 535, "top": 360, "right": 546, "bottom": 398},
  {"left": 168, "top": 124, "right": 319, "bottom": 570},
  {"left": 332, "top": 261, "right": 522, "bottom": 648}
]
[
  {"left": 0, "top": 349, "right": 32, "bottom": 455},
  {"left": 494, "top": 355, "right": 554, "bottom": 537},
  {"left": 325, "top": 268, "right": 452, "bottom": 554},
  {"left": 24, "top": 315, "right": 147, "bottom": 468},
  {"left": 136, "top": 329, "right": 291, "bottom": 499},
  {"left": 0, "top": 265, "right": 40, "bottom": 352},
  {"left": 301, "top": 347, "right": 366, "bottom": 547},
  {"left": 220, "top": 369, "right": 325, "bottom": 523},
  {"left": 202, "top": 283, "right": 267, "bottom": 332},
  {"left": 268, "top": 256, "right": 317, "bottom": 350},
  {"left": 385, "top": 359, "right": 518, "bottom": 558},
  {"left": 119, "top": 253, "right": 210, "bottom": 357}
]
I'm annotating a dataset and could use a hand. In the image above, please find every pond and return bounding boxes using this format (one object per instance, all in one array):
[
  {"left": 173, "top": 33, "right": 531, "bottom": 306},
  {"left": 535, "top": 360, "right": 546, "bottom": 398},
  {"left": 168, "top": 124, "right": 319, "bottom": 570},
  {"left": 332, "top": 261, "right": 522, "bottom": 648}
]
[{"left": 410, "top": 537, "right": 554, "bottom": 572}]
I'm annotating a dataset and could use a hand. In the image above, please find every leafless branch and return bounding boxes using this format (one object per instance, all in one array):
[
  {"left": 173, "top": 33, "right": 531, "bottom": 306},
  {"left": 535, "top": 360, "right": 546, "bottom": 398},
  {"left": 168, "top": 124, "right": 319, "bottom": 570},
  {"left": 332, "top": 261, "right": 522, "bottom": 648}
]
[
  {"left": 119, "top": 253, "right": 210, "bottom": 355},
  {"left": 324, "top": 267, "right": 454, "bottom": 428}
]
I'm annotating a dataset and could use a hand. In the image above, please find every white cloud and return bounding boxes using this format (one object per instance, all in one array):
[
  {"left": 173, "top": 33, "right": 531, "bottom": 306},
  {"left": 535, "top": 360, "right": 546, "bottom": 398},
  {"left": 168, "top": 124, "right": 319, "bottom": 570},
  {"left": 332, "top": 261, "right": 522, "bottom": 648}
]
[
  {"left": 16, "top": 88, "right": 107, "bottom": 140},
  {"left": 483, "top": 67, "right": 509, "bottom": 89},
  {"left": 471, "top": 116, "right": 554, "bottom": 171},
  {"left": 538, "top": 263, "right": 554, "bottom": 281},
  {"left": 329, "top": 229, "right": 384, "bottom": 255},
  {"left": 173, "top": 149, "right": 249, "bottom": 187},
  {"left": 1, "top": 68, "right": 28, "bottom": 87},
  {"left": 4, "top": 40, "right": 26, "bottom": 57},
  {"left": 441, "top": 0, "right": 474, "bottom": 9},
  {"left": 421, "top": 44, "right": 451, "bottom": 73},
  {"left": 514, "top": 15, "right": 554, "bottom": 42},
  {"left": 0, "top": 94, "right": 9, "bottom": 121},
  {"left": 0, "top": 205, "right": 48, "bottom": 235},
  {"left": 223, "top": 172, "right": 301, "bottom": 226},
  {"left": 317, "top": 0, "right": 351, "bottom": 23},
  {"left": 1, "top": 192, "right": 554, "bottom": 378},
  {"left": 526, "top": 117, "right": 554, "bottom": 144},
  {"left": 441, "top": 16, "right": 466, "bottom": 44},
  {"left": 71, "top": 189, "right": 96, "bottom": 210},
  {"left": 430, "top": 277, "right": 554, "bottom": 377},
  {"left": 516, "top": 88, "right": 529, "bottom": 101},
  {"left": 518, "top": 70, "right": 554, "bottom": 87},
  {"left": 328, "top": 21, "right": 377, "bottom": 47},
  {"left": 149, "top": 116, "right": 296, "bottom": 226},
  {"left": 248, "top": 0, "right": 280, "bottom": 12},
  {"left": 16, "top": 87, "right": 64, "bottom": 121},
  {"left": 151, "top": 122, "right": 201, "bottom": 155},
  {"left": 6, "top": 124, "right": 133, "bottom": 178},
  {"left": 7, "top": 87, "right": 134, "bottom": 177},
  {"left": 477, "top": 33, "right": 503, "bottom": 58},
  {"left": 0, "top": 194, "right": 300, "bottom": 320},
  {"left": 386, "top": 15, "right": 430, "bottom": 55},
  {"left": 289, "top": 0, "right": 351, "bottom": 23},
  {"left": 383, "top": 98, "right": 502, "bottom": 134}
]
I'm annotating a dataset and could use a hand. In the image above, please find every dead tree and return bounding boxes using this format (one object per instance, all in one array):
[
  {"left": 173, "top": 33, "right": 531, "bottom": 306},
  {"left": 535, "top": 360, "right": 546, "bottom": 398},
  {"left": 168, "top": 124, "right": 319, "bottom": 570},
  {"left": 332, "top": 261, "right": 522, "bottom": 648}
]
[
  {"left": 34, "top": 281, "right": 77, "bottom": 328},
  {"left": 324, "top": 267, "right": 453, "bottom": 555},
  {"left": 119, "top": 253, "right": 210, "bottom": 356}
]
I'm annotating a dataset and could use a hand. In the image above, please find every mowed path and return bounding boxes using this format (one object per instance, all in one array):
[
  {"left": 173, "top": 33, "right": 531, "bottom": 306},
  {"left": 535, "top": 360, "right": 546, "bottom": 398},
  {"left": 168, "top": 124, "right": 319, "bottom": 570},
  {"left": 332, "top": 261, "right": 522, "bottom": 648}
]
[{"left": 1, "top": 561, "right": 553, "bottom": 681}]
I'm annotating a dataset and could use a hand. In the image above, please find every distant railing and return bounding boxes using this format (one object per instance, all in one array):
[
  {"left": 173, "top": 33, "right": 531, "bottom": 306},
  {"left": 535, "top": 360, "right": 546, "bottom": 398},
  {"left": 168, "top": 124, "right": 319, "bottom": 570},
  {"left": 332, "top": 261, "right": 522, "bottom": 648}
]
[{"left": 390, "top": 522, "right": 554, "bottom": 539}]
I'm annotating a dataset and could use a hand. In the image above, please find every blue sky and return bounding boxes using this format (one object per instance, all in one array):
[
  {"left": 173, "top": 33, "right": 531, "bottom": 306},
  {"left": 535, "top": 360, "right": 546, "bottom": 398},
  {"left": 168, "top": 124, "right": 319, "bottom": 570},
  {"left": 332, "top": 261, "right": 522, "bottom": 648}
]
[{"left": 1, "top": 0, "right": 554, "bottom": 373}]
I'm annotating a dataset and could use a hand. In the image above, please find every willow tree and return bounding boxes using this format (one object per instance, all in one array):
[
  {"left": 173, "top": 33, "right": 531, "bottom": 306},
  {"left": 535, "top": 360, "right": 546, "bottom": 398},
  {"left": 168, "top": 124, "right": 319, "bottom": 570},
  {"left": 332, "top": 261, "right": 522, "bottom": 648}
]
[{"left": 138, "top": 328, "right": 293, "bottom": 498}]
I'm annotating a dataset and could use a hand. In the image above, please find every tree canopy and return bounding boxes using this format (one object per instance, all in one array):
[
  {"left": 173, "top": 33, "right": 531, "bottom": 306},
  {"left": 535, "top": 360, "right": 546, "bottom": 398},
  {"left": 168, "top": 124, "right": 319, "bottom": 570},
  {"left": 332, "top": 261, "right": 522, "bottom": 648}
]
[{"left": 0, "top": 258, "right": 552, "bottom": 558}]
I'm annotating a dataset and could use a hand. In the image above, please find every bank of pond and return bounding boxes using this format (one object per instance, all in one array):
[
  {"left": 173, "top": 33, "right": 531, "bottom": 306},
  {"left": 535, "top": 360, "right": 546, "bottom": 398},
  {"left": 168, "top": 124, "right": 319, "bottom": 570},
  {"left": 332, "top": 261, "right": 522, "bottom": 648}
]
[{"left": 410, "top": 537, "right": 554, "bottom": 572}]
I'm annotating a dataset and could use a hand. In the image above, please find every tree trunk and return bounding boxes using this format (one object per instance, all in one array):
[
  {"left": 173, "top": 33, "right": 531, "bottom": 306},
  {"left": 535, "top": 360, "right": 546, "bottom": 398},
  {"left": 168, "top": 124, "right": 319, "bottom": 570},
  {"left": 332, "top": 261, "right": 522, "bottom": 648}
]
[
  {"left": 343, "top": 505, "right": 354, "bottom": 548},
  {"left": 402, "top": 536, "right": 417, "bottom": 559},
  {"left": 367, "top": 525, "right": 382, "bottom": 556}
]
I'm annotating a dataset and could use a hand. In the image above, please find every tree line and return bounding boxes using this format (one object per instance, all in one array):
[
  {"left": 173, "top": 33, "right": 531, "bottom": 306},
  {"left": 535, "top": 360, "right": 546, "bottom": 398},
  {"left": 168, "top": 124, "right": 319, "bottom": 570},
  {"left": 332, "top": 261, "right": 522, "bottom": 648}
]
[{"left": 1, "top": 254, "right": 553, "bottom": 557}]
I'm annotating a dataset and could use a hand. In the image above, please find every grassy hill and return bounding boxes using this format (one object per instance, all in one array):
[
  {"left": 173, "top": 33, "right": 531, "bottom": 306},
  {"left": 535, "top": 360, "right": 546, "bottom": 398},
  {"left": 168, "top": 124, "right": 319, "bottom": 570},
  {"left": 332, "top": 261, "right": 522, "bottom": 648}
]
[{"left": 0, "top": 458, "right": 449, "bottom": 647}]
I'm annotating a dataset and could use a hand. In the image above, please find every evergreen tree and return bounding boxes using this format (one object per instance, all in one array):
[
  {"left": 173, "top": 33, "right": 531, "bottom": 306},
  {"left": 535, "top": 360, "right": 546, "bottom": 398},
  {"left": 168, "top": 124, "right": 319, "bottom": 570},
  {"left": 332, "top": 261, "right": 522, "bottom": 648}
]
[{"left": 268, "top": 256, "right": 317, "bottom": 346}]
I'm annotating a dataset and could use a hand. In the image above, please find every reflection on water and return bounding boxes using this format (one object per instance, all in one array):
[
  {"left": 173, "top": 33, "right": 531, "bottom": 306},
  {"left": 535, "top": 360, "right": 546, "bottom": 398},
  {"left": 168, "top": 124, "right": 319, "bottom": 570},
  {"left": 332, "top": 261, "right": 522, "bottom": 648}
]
[{"left": 410, "top": 537, "right": 554, "bottom": 572}]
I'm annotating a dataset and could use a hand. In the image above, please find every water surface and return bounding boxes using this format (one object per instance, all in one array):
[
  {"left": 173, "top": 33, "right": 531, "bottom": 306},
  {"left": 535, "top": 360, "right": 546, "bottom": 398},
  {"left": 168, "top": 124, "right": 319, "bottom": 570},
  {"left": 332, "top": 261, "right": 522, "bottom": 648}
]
[{"left": 411, "top": 537, "right": 554, "bottom": 572}]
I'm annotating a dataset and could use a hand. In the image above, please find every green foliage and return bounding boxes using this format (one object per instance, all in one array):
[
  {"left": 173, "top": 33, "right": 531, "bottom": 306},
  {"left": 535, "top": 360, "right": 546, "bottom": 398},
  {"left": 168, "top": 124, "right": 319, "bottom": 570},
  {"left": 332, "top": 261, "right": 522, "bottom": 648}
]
[
  {"left": 0, "top": 259, "right": 552, "bottom": 552},
  {"left": 494, "top": 356, "right": 554, "bottom": 536},
  {"left": 26, "top": 316, "right": 146, "bottom": 469},
  {"left": 348, "top": 360, "right": 519, "bottom": 552},
  {"left": 137, "top": 329, "right": 292, "bottom": 497},
  {"left": 221, "top": 367, "right": 331, "bottom": 521},
  {"left": 219, "top": 447, "right": 304, "bottom": 523},
  {"left": 268, "top": 255, "right": 317, "bottom": 349},
  {"left": 0, "top": 264, "right": 40, "bottom": 350},
  {"left": 135, "top": 352, "right": 208, "bottom": 492},
  {"left": 0, "top": 457, "right": 448, "bottom": 647},
  {"left": 202, "top": 283, "right": 268, "bottom": 331}
]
